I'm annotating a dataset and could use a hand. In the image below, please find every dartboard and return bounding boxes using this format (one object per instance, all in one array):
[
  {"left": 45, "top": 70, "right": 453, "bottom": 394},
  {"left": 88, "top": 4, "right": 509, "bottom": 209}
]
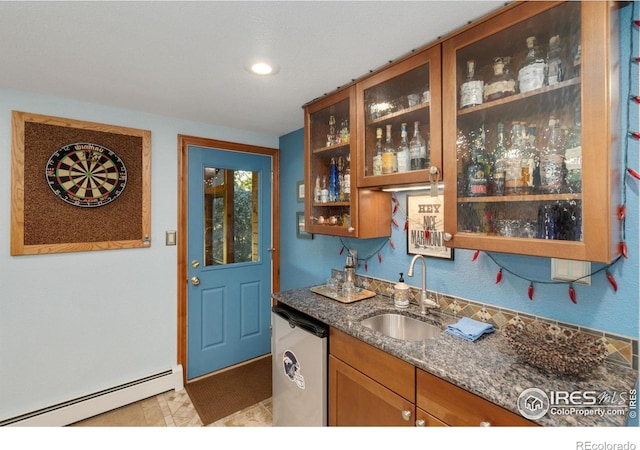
[{"left": 46, "top": 142, "right": 127, "bottom": 207}]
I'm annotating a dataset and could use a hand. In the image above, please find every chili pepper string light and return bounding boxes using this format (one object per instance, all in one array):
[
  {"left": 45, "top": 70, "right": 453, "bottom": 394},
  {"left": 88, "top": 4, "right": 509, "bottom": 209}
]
[
  {"left": 339, "top": 237, "right": 391, "bottom": 272},
  {"left": 476, "top": 251, "right": 624, "bottom": 303}
]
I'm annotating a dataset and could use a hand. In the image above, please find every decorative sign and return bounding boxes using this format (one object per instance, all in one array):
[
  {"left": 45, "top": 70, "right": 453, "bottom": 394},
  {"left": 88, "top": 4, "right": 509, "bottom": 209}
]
[
  {"left": 46, "top": 142, "right": 127, "bottom": 207},
  {"left": 406, "top": 193, "right": 453, "bottom": 260}
]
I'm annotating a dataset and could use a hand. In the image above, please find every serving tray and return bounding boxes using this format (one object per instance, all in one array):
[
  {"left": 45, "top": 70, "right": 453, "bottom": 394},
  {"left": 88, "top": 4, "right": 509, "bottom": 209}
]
[{"left": 310, "top": 285, "right": 376, "bottom": 304}]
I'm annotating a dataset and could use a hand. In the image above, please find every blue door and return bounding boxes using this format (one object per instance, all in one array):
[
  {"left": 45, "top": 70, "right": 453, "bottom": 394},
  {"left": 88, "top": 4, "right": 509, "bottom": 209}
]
[{"left": 187, "top": 145, "right": 272, "bottom": 380}]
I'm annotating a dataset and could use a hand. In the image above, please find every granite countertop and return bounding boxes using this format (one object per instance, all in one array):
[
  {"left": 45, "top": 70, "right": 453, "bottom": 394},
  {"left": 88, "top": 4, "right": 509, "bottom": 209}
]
[{"left": 272, "top": 287, "right": 639, "bottom": 427}]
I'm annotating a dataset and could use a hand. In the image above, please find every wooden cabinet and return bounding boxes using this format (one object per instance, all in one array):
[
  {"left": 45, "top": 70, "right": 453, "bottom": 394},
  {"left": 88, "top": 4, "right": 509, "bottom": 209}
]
[
  {"left": 356, "top": 45, "right": 442, "bottom": 188},
  {"left": 304, "top": 87, "right": 390, "bottom": 238},
  {"left": 329, "top": 327, "right": 415, "bottom": 426},
  {"left": 416, "top": 369, "right": 537, "bottom": 427},
  {"left": 442, "top": 1, "right": 620, "bottom": 263}
]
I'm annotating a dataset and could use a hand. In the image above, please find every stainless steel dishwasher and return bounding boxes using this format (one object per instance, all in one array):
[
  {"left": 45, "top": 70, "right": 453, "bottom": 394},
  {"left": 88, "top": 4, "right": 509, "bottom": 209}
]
[{"left": 271, "top": 304, "right": 328, "bottom": 426}]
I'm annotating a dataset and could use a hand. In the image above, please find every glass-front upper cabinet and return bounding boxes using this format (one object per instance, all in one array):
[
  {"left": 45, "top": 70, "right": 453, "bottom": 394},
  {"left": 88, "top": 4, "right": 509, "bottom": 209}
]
[
  {"left": 304, "top": 86, "right": 390, "bottom": 238},
  {"left": 357, "top": 45, "right": 442, "bottom": 188},
  {"left": 442, "top": 1, "right": 620, "bottom": 263}
]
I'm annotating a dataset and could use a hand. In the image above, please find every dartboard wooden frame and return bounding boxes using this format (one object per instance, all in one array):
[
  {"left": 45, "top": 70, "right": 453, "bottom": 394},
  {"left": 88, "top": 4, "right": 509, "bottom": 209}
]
[{"left": 10, "top": 111, "right": 151, "bottom": 255}]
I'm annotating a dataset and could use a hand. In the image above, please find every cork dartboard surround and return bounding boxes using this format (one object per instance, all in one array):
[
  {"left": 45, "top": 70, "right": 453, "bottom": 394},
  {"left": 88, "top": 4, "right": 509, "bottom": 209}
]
[{"left": 11, "top": 111, "right": 151, "bottom": 255}]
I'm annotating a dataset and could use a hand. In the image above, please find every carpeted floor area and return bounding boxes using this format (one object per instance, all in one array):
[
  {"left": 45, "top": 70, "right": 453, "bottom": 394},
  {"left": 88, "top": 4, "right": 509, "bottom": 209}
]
[{"left": 185, "top": 354, "right": 272, "bottom": 426}]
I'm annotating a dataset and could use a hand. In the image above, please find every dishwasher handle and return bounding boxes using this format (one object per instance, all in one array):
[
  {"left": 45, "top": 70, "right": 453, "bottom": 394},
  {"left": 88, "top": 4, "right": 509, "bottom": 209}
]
[{"left": 272, "top": 304, "right": 328, "bottom": 338}]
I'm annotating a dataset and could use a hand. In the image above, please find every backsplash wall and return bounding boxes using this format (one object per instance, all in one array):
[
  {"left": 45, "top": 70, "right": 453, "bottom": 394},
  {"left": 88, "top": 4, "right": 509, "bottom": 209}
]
[{"left": 278, "top": 5, "right": 639, "bottom": 342}]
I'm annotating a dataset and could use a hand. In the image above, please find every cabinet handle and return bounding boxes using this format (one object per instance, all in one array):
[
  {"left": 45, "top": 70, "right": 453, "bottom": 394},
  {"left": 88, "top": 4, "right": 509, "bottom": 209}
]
[
  {"left": 480, "top": 421, "right": 491, "bottom": 427},
  {"left": 415, "top": 419, "right": 425, "bottom": 427},
  {"left": 402, "top": 410, "right": 412, "bottom": 421}
]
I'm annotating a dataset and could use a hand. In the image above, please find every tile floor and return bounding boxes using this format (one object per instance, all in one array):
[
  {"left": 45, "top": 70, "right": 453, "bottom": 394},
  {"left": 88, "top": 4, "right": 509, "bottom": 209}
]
[{"left": 70, "top": 389, "right": 272, "bottom": 427}]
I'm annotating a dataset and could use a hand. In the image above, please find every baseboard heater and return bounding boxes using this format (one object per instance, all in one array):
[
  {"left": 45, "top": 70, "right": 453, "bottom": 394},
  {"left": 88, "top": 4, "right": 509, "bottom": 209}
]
[{"left": 1, "top": 364, "right": 183, "bottom": 427}]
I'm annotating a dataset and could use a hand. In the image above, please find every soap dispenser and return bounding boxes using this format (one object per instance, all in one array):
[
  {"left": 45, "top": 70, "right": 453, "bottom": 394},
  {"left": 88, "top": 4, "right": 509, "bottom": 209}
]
[{"left": 394, "top": 273, "right": 410, "bottom": 309}]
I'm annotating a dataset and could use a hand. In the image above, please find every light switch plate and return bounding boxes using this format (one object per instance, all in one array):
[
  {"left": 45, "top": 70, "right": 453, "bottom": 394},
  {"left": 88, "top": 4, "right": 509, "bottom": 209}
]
[
  {"left": 551, "top": 258, "right": 591, "bottom": 285},
  {"left": 166, "top": 230, "right": 177, "bottom": 246}
]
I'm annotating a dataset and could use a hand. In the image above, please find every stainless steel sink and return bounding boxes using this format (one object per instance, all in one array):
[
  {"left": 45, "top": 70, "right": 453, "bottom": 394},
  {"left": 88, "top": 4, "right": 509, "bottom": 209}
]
[{"left": 360, "top": 313, "right": 442, "bottom": 341}]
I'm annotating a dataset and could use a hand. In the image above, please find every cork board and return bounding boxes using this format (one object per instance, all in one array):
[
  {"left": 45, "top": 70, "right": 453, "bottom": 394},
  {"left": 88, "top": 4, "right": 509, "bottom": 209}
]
[{"left": 11, "top": 111, "right": 151, "bottom": 255}]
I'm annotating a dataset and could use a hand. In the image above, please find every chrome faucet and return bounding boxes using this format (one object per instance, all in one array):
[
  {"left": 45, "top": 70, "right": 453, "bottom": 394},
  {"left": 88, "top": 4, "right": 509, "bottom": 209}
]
[{"left": 407, "top": 254, "right": 437, "bottom": 314}]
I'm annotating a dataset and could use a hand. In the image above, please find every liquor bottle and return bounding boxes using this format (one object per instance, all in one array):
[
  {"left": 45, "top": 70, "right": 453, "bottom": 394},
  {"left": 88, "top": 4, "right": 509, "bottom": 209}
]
[
  {"left": 409, "top": 121, "right": 428, "bottom": 170},
  {"left": 320, "top": 175, "right": 328, "bottom": 203},
  {"left": 396, "top": 123, "right": 410, "bottom": 172},
  {"left": 382, "top": 124, "right": 397, "bottom": 174},
  {"left": 564, "top": 107, "right": 582, "bottom": 193},
  {"left": 338, "top": 156, "right": 346, "bottom": 201},
  {"left": 571, "top": 42, "right": 581, "bottom": 78},
  {"left": 466, "top": 125, "right": 488, "bottom": 196},
  {"left": 459, "top": 60, "right": 483, "bottom": 109},
  {"left": 504, "top": 122, "right": 526, "bottom": 195},
  {"left": 456, "top": 129, "right": 471, "bottom": 196},
  {"left": 314, "top": 175, "right": 321, "bottom": 203},
  {"left": 521, "top": 123, "right": 538, "bottom": 194},
  {"left": 546, "top": 35, "right": 563, "bottom": 86},
  {"left": 539, "top": 116, "right": 565, "bottom": 193},
  {"left": 484, "top": 57, "right": 516, "bottom": 101},
  {"left": 340, "top": 119, "right": 350, "bottom": 144},
  {"left": 342, "top": 154, "right": 351, "bottom": 201},
  {"left": 328, "top": 157, "right": 340, "bottom": 202},
  {"left": 491, "top": 122, "right": 507, "bottom": 196},
  {"left": 372, "top": 127, "right": 384, "bottom": 175},
  {"left": 518, "top": 36, "right": 547, "bottom": 93}
]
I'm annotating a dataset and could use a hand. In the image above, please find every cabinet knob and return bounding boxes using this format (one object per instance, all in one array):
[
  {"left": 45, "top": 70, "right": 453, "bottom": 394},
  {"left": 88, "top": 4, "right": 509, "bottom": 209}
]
[
  {"left": 443, "top": 232, "right": 452, "bottom": 241},
  {"left": 480, "top": 421, "right": 491, "bottom": 427},
  {"left": 415, "top": 419, "right": 425, "bottom": 427},
  {"left": 348, "top": 227, "right": 355, "bottom": 233},
  {"left": 401, "top": 410, "right": 412, "bottom": 421}
]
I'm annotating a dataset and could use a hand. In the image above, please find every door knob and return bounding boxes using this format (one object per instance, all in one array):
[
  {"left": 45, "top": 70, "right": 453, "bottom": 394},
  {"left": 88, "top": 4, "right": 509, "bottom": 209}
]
[{"left": 191, "top": 276, "right": 200, "bottom": 286}]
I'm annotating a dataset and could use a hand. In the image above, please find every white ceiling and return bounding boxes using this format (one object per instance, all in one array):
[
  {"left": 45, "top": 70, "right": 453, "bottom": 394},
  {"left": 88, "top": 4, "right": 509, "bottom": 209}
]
[{"left": 0, "top": 1, "right": 505, "bottom": 137}]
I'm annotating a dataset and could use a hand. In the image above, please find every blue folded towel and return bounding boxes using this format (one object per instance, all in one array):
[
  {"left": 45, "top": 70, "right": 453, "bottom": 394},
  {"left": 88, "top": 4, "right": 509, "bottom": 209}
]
[{"left": 446, "top": 317, "right": 495, "bottom": 341}]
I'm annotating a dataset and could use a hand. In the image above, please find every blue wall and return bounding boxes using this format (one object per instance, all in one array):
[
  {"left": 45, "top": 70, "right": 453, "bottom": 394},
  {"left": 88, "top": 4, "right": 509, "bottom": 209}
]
[{"left": 279, "top": 4, "right": 639, "bottom": 339}]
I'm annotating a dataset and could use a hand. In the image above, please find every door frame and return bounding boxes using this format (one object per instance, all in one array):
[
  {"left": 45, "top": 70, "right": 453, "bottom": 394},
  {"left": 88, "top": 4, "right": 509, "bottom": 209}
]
[{"left": 177, "top": 135, "right": 280, "bottom": 384}]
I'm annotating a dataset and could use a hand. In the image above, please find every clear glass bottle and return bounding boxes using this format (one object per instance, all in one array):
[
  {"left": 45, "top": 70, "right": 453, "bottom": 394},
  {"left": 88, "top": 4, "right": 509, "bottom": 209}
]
[
  {"left": 539, "top": 116, "right": 565, "bottom": 193},
  {"left": 396, "top": 123, "right": 410, "bottom": 172},
  {"left": 504, "top": 122, "right": 526, "bottom": 195},
  {"left": 484, "top": 57, "right": 516, "bottom": 101},
  {"left": 546, "top": 35, "right": 563, "bottom": 86},
  {"left": 491, "top": 122, "right": 507, "bottom": 196},
  {"left": 564, "top": 107, "right": 582, "bottom": 193},
  {"left": 372, "top": 127, "right": 384, "bottom": 175},
  {"left": 327, "top": 115, "right": 337, "bottom": 146},
  {"left": 466, "top": 125, "right": 488, "bottom": 196},
  {"left": 409, "top": 121, "right": 428, "bottom": 170},
  {"left": 382, "top": 124, "right": 397, "bottom": 174},
  {"left": 459, "top": 60, "right": 484, "bottom": 109},
  {"left": 522, "top": 123, "right": 538, "bottom": 194},
  {"left": 518, "top": 36, "right": 547, "bottom": 93}
]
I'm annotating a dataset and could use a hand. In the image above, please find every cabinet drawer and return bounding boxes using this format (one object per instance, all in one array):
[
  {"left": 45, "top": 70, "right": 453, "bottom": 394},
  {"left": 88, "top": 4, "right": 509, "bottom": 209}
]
[
  {"left": 416, "top": 369, "right": 537, "bottom": 426},
  {"left": 330, "top": 327, "right": 415, "bottom": 401},
  {"left": 416, "top": 407, "right": 447, "bottom": 427}
]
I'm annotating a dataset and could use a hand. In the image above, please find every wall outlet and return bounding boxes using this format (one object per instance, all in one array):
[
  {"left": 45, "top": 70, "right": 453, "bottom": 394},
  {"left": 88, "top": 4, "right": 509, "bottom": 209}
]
[{"left": 551, "top": 258, "right": 591, "bottom": 285}]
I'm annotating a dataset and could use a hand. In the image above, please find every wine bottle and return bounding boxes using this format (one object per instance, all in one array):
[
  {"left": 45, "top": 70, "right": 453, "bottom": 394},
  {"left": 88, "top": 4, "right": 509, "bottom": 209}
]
[
  {"left": 396, "top": 123, "right": 410, "bottom": 172},
  {"left": 409, "top": 121, "right": 428, "bottom": 170},
  {"left": 372, "top": 127, "right": 384, "bottom": 175},
  {"left": 459, "top": 60, "right": 483, "bottom": 109},
  {"left": 381, "top": 124, "right": 397, "bottom": 174}
]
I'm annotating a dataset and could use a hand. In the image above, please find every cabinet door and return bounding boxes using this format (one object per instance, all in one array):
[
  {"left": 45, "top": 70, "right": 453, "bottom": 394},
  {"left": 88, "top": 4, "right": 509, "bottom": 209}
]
[
  {"left": 416, "top": 369, "right": 536, "bottom": 427},
  {"left": 329, "top": 355, "right": 415, "bottom": 426},
  {"left": 304, "top": 87, "right": 390, "bottom": 238},
  {"left": 442, "top": 1, "right": 620, "bottom": 263},
  {"left": 357, "top": 45, "right": 442, "bottom": 188}
]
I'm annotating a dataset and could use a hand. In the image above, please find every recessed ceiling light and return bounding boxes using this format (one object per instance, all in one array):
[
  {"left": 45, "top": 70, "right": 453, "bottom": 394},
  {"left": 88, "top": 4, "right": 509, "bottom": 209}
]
[
  {"left": 245, "top": 59, "right": 279, "bottom": 76},
  {"left": 251, "top": 62, "right": 273, "bottom": 75}
]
